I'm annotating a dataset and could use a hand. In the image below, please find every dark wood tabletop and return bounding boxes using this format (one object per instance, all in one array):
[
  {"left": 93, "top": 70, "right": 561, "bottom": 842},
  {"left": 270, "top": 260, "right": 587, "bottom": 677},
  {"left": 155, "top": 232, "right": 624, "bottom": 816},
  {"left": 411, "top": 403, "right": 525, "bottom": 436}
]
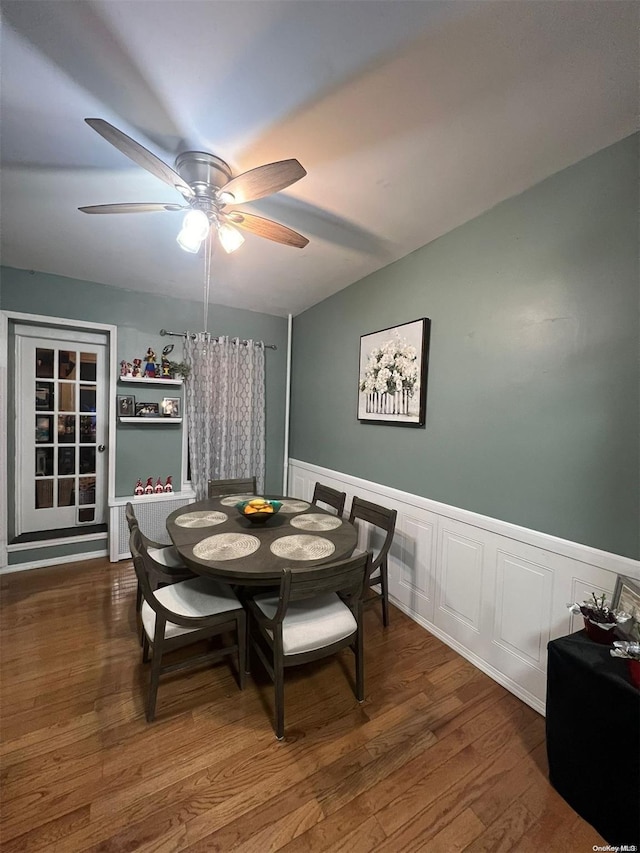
[{"left": 166, "top": 496, "right": 358, "bottom": 585}]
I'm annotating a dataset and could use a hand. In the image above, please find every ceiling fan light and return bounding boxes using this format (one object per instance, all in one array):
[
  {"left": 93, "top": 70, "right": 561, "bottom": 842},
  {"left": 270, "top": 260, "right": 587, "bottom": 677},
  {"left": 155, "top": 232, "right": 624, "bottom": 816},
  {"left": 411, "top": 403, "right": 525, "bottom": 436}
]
[
  {"left": 176, "top": 228, "right": 202, "bottom": 253},
  {"left": 218, "top": 222, "right": 245, "bottom": 254},
  {"left": 181, "top": 209, "right": 210, "bottom": 241},
  {"left": 218, "top": 190, "right": 235, "bottom": 204}
]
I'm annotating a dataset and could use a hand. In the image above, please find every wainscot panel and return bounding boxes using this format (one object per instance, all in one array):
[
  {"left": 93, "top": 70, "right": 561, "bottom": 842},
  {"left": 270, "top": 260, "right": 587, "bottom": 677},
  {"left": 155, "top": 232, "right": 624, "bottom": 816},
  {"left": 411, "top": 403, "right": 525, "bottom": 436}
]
[{"left": 288, "top": 459, "right": 640, "bottom": 714}]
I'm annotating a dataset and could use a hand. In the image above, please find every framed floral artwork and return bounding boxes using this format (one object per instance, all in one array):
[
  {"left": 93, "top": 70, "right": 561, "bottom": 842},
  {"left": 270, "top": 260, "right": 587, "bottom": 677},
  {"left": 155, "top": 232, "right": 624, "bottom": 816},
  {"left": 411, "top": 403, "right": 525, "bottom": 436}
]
[{"left": 358, "top": 318, "right": 431, "bottom": 426}]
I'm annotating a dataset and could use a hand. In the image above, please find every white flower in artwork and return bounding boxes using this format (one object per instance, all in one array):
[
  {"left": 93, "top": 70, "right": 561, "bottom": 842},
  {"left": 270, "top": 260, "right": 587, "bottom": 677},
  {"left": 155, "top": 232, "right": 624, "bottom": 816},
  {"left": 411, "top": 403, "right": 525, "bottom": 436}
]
[{"left": 359, "top": 332, "right": 420, "bottom": 396}]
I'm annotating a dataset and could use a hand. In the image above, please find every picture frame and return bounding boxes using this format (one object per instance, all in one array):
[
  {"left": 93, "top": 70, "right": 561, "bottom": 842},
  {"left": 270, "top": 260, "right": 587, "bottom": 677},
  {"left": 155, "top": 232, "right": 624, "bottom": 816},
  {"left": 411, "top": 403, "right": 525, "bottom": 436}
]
[
  {"left": 35, "top": 415, "right": 52, "bottom": 443},
  {"left": 358, "top": 318, "right": 431, "bottom": 426},
  {"left": 161, "top": 397, "right": 181, "bottom": 418},
  {"left": 117, "top": 394, "right": 135, "bottom": 417},
  {"left": 612, "top": 574, "right": 640, "bottom": 620},
  {"left": 35, "top": 382, "right": 53, "bottom": 411},
  {"left": 135, "top": 401, "right": 160, "bottom": 418}
]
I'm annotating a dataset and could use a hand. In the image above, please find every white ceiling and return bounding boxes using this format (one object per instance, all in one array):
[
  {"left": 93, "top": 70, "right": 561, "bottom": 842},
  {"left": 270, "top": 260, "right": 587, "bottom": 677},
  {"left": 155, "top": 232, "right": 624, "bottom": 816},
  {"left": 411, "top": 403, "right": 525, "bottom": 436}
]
[{"left": 1, "top": 1, "right": 637, "bottom": 318}]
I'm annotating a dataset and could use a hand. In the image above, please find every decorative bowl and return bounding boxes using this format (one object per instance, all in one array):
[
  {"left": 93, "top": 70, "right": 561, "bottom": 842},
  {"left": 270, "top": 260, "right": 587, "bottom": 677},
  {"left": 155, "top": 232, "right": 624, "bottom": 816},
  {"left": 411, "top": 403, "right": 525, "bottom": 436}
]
[{"left": 236, "top": 499, "right": 282, "bottom": 524}]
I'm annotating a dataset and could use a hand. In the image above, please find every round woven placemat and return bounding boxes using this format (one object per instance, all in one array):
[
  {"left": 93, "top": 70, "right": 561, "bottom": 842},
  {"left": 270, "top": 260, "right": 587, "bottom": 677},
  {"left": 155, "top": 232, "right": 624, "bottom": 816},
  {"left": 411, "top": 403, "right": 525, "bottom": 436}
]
[
  {"left": 290, "top": 513, "right": 342, "bottom": 532},
  {"left": 219, "top": 494, "right": 256, "bottom": 506},
  {"left": 278, "top": 499, "right": 311, "bottom": 514},
  {"left": 174, "top": 511, "right": 228, "bottom": 528},
  {"left": 270, "top": 535, "right": 335, "bottom": 561},
  {"left": 193, "top": 532, "right": 261, "bottom": 561}
]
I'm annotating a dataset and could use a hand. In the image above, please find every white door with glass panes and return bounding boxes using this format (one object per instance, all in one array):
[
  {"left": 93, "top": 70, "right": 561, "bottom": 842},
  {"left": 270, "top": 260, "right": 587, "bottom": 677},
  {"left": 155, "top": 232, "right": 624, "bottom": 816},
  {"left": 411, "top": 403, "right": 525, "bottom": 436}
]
[{"left": 16, "top": 326, "right": 108, "bottom": 534}]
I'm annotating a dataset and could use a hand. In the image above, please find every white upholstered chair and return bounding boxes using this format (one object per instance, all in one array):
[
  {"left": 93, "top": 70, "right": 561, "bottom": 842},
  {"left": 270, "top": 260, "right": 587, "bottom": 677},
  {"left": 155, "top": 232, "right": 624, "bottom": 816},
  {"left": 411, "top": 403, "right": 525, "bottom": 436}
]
[
  {"left": 246, "top": 550, "right": 372, "bottom": 739},
  {"left": 130, "top": 527, "right": 246, "bottom": 722}
]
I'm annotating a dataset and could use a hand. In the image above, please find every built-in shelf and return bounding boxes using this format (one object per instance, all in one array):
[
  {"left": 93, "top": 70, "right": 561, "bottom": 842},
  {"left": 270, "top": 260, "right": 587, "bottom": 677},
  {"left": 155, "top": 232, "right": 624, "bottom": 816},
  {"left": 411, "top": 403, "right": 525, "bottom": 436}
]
[
  {"left": 119, "top": 417, "right": 182, "bottom": 424},
  {"left": 118, "top": 376, "right": 183, "bottom": 386}
]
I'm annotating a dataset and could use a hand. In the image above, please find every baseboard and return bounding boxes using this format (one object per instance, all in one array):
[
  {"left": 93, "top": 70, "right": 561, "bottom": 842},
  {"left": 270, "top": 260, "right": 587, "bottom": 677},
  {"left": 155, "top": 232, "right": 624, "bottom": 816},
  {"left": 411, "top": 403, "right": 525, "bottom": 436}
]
[{"left": 1, "top": 549, "right": 109, "bottom": 574}]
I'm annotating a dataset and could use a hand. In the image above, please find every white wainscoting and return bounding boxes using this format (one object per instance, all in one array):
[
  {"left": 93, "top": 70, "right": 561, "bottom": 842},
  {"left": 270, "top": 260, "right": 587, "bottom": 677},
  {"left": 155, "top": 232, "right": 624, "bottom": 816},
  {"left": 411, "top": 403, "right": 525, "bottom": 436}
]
[{"left": 288, "top": 459, "right": 640, "bottom": 715}]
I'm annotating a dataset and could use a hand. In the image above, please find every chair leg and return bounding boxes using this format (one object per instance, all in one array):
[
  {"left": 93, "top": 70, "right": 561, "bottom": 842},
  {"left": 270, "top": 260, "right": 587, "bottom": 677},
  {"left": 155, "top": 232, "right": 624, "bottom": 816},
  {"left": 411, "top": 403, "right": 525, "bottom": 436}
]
[
  {"left": 142, "top": 632, "right": 150, "bottom": 663},
  {"left": 380, "top": 560, "right": 389, "bottom": 627},
  {"left": 146, "top": 643, "right": 162, "bottom": 722},
  {"left": 274, "top": 657, "right": 285, "bottom": 740},
  {"left": 237, "top": 611, "right": 246, "bottom": 690},
  {"left": 355, "top": 622, "right": 365, "bottom": 702},
  {"left": 146, "top": 621, "right": 165, "bottom": 722}
]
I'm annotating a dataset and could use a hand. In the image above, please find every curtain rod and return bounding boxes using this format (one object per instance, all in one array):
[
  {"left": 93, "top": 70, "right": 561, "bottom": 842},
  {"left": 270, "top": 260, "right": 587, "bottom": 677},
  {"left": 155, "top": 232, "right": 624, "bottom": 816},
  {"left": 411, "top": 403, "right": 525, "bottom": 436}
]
[{"left": 159, "top": 329, "right": 277, "bottom": 350}]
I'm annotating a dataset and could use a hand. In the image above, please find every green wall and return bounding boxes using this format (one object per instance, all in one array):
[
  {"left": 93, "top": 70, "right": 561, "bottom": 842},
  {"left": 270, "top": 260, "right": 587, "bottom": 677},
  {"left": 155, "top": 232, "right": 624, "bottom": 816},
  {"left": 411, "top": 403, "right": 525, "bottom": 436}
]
[
  {"left": 290, "top": 134, "right": 639, "bottom": 559},
  {"left": 1, "top": 269, "right": 289, "bottom": 504}
]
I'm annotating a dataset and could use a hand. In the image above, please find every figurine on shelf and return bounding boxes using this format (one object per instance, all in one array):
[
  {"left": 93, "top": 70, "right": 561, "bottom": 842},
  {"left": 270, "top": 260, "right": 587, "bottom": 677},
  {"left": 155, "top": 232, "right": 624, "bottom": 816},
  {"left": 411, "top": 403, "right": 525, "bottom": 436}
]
[
  {"left": 143, "top": 348, "right": 156, "bottom": 378},
  {"left": 120, "top": 360, "right": 128, "bottom": 377},
  {"left": 144, "top": 477, "right": 154, "bottom": 495},
  {"left": 154, "top": 478, "right": 164, "bottom": 494},
  {"left": 126, "top": 362, "right": 133, "bottom": 377},
  {"left": 161, "top": 344, "right": 174, "bottom": 378},
  {"left": 134, "top": 478, "right": 144, "bottom": 497},
  {"left": 163, "top": 476, "right": 173, "bottom": 493},
  {"left": 132, "top": 358, "right": 142, "bottom": 378}
]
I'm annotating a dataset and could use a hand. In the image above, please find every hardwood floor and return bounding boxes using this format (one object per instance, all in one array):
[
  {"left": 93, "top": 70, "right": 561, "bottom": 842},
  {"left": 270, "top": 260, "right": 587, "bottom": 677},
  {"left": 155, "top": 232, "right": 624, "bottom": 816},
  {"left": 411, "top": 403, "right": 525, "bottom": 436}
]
[{"left": 0, "top": 557, "right": 606, "bottom": 852}]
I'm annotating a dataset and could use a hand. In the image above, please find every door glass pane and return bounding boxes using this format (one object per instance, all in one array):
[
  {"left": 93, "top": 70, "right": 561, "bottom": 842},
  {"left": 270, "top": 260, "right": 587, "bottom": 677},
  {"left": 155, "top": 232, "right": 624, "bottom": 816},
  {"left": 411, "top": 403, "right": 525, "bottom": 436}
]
[
  {"left": 58, "top": 447, "right": 76, "bottom": 476},
  {"left": 58, "top": 479, "right": 75, "bottom": 507},
  {"left": 36, "top": 349, "right": 54, "bottom": 378},
  {"left": 79, "top": 416, "right": 96, "bottom": 444},
  {"left": 35, "top": 480, "right": 54, "bottom": 508},
  {"left": 59, "top": 383, "right": 75, "bottom": 412},
  {"left": 58, "top": 415, "right": 76, "bottom": 443},
  {"left": 78, "top": 508, "right": 95, "bottom": 523},
  {"left": 59, "top": 350, "right": 76, "bottom": 380},
  {"left": 36, "top": 415, "right": 53, "bottom": 443},
  {"left": 36, "top": 382, "right": 54, "bottom": 411},
  {"left": 35, "top": 447, "right": 53, "bottom": 476},
  {"left": 80, "top": 352, "right": 97, "bottom": 382},
  {"left": 79, "top": 446, "right": 96, "bottom": 474},
  {"left": 79, "top": 477, "right": 95, "bottom": 505},
  {"left": 80, "top": 385, "right": 96, "bottom": 412}
]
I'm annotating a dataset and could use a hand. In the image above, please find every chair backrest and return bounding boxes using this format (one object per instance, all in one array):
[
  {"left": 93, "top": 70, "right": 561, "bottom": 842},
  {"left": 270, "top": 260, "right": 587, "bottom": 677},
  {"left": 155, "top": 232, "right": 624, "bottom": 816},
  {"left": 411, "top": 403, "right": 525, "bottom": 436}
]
[
  {"left": 311, "top": 483, "right": 347, "bottom": 517},
  {"left": 348, "top": 496, "right": 397, "bottom": 570},
  {"left": 129, "top": 526, "right": 185, "bottom": 592},
  {"left": 125, "top": 501, "right": 138, "bottom": 532},
  {"left": 129, "top": 528, "right": 213, "bottom": 630},
  {"left": 208, "top": 477, "right": 257, "bottom": 498},
  {"left": 266, "top": 551, "right": 373, "bottom": 626}
]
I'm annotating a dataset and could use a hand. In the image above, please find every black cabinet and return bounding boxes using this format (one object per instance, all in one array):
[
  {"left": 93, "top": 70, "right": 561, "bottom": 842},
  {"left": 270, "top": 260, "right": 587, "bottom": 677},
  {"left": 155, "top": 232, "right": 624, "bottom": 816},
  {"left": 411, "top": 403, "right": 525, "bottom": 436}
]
[{"left": 546, "top": 631, "right": 639, "bottom": 848}]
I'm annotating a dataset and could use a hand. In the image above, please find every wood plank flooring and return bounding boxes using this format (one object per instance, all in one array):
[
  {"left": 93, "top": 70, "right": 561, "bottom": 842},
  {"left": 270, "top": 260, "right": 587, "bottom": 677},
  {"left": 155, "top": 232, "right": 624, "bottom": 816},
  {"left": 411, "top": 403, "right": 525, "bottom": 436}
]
[{"left": 0, "top": 557, "right": 606, "bottom": 852}]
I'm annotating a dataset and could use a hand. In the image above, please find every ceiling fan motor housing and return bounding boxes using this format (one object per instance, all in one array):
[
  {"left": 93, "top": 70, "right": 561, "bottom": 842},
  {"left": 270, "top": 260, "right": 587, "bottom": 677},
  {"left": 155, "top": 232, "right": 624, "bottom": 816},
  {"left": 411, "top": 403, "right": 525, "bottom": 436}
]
[{"left": 175, "top": 152, "right": 232, "bottom": 201}]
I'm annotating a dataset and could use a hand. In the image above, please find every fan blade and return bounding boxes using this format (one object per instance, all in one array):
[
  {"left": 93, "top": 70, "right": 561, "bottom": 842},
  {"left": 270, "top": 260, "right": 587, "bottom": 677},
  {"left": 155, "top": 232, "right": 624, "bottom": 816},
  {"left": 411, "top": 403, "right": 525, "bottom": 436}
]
[
  {"left": 221, "top": 159, "right": 306, "bottom": 205},
  {"left": 224, "top": 211, "right": 309, "bottom": 248},
  {"left": 85, "top": 118, "right": 195, "bottom": 200},
  {"left": 79, "top": 203, "right": 185, "bottom": 214}
]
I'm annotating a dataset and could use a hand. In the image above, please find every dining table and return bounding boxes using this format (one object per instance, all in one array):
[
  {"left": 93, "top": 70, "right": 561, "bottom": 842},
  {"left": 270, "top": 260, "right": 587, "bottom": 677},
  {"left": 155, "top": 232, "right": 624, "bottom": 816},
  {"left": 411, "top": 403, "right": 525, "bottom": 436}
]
[{"left": 166, "top": 495, "right": 358, "bottom": 586}]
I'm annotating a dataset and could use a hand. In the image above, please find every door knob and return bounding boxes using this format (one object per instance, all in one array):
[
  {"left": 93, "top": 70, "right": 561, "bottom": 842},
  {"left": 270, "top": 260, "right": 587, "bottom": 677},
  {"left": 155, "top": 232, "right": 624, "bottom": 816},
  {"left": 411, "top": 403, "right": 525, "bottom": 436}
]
[{"left": 98, "top": 445, "right": 106, "bottom": 452}]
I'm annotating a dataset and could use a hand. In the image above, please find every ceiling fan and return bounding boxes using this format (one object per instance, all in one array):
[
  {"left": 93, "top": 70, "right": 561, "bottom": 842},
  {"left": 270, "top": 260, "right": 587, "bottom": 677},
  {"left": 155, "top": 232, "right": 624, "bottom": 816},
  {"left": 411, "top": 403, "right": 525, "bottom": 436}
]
[{"left": 79, "top": 118, "right": 309, "bottom": 254}]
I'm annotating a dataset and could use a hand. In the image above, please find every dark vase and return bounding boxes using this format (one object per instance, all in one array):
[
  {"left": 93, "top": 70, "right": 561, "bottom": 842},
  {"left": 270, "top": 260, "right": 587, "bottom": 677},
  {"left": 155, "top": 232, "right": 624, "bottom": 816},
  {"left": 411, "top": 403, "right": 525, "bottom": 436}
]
[{"left": 583, "top": 617, "right": 616, "bottom": 645}]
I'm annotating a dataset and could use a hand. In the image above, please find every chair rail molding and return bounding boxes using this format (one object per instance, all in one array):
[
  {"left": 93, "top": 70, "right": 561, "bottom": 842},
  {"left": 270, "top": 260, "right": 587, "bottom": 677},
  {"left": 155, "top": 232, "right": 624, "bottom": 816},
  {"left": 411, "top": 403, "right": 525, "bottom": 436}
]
[{"left": 288, "top": 459, "right": 640, "bottom": 715}]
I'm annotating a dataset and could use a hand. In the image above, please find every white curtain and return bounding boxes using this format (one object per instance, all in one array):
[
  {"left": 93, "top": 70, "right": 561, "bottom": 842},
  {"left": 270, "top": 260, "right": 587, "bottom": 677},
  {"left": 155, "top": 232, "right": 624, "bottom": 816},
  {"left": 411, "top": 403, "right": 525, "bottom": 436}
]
[{"left": 184, "top": 334, "right": 266, "bottom": 499}]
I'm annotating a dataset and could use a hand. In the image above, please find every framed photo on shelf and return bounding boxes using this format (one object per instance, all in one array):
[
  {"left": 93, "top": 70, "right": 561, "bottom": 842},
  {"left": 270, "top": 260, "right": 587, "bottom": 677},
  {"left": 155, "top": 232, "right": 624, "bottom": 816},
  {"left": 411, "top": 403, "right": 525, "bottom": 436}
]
[
  {"left": 357, "top": 317, "right": 431, "bottom": 426},
  {"left": 161, "top": 397, "right": 181, "bottom": 418},
  {"left": 612, "top": 575, "right": 640, "bottom": 620},
  {"left": 117, "top": 394, "right": 135, "bottom": 417},
  {"left": 35, "top": 382, "right": 53, "bottom": 411},
  {"left": 135, "top": 401, "right": 160, "bottom": 418}
]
